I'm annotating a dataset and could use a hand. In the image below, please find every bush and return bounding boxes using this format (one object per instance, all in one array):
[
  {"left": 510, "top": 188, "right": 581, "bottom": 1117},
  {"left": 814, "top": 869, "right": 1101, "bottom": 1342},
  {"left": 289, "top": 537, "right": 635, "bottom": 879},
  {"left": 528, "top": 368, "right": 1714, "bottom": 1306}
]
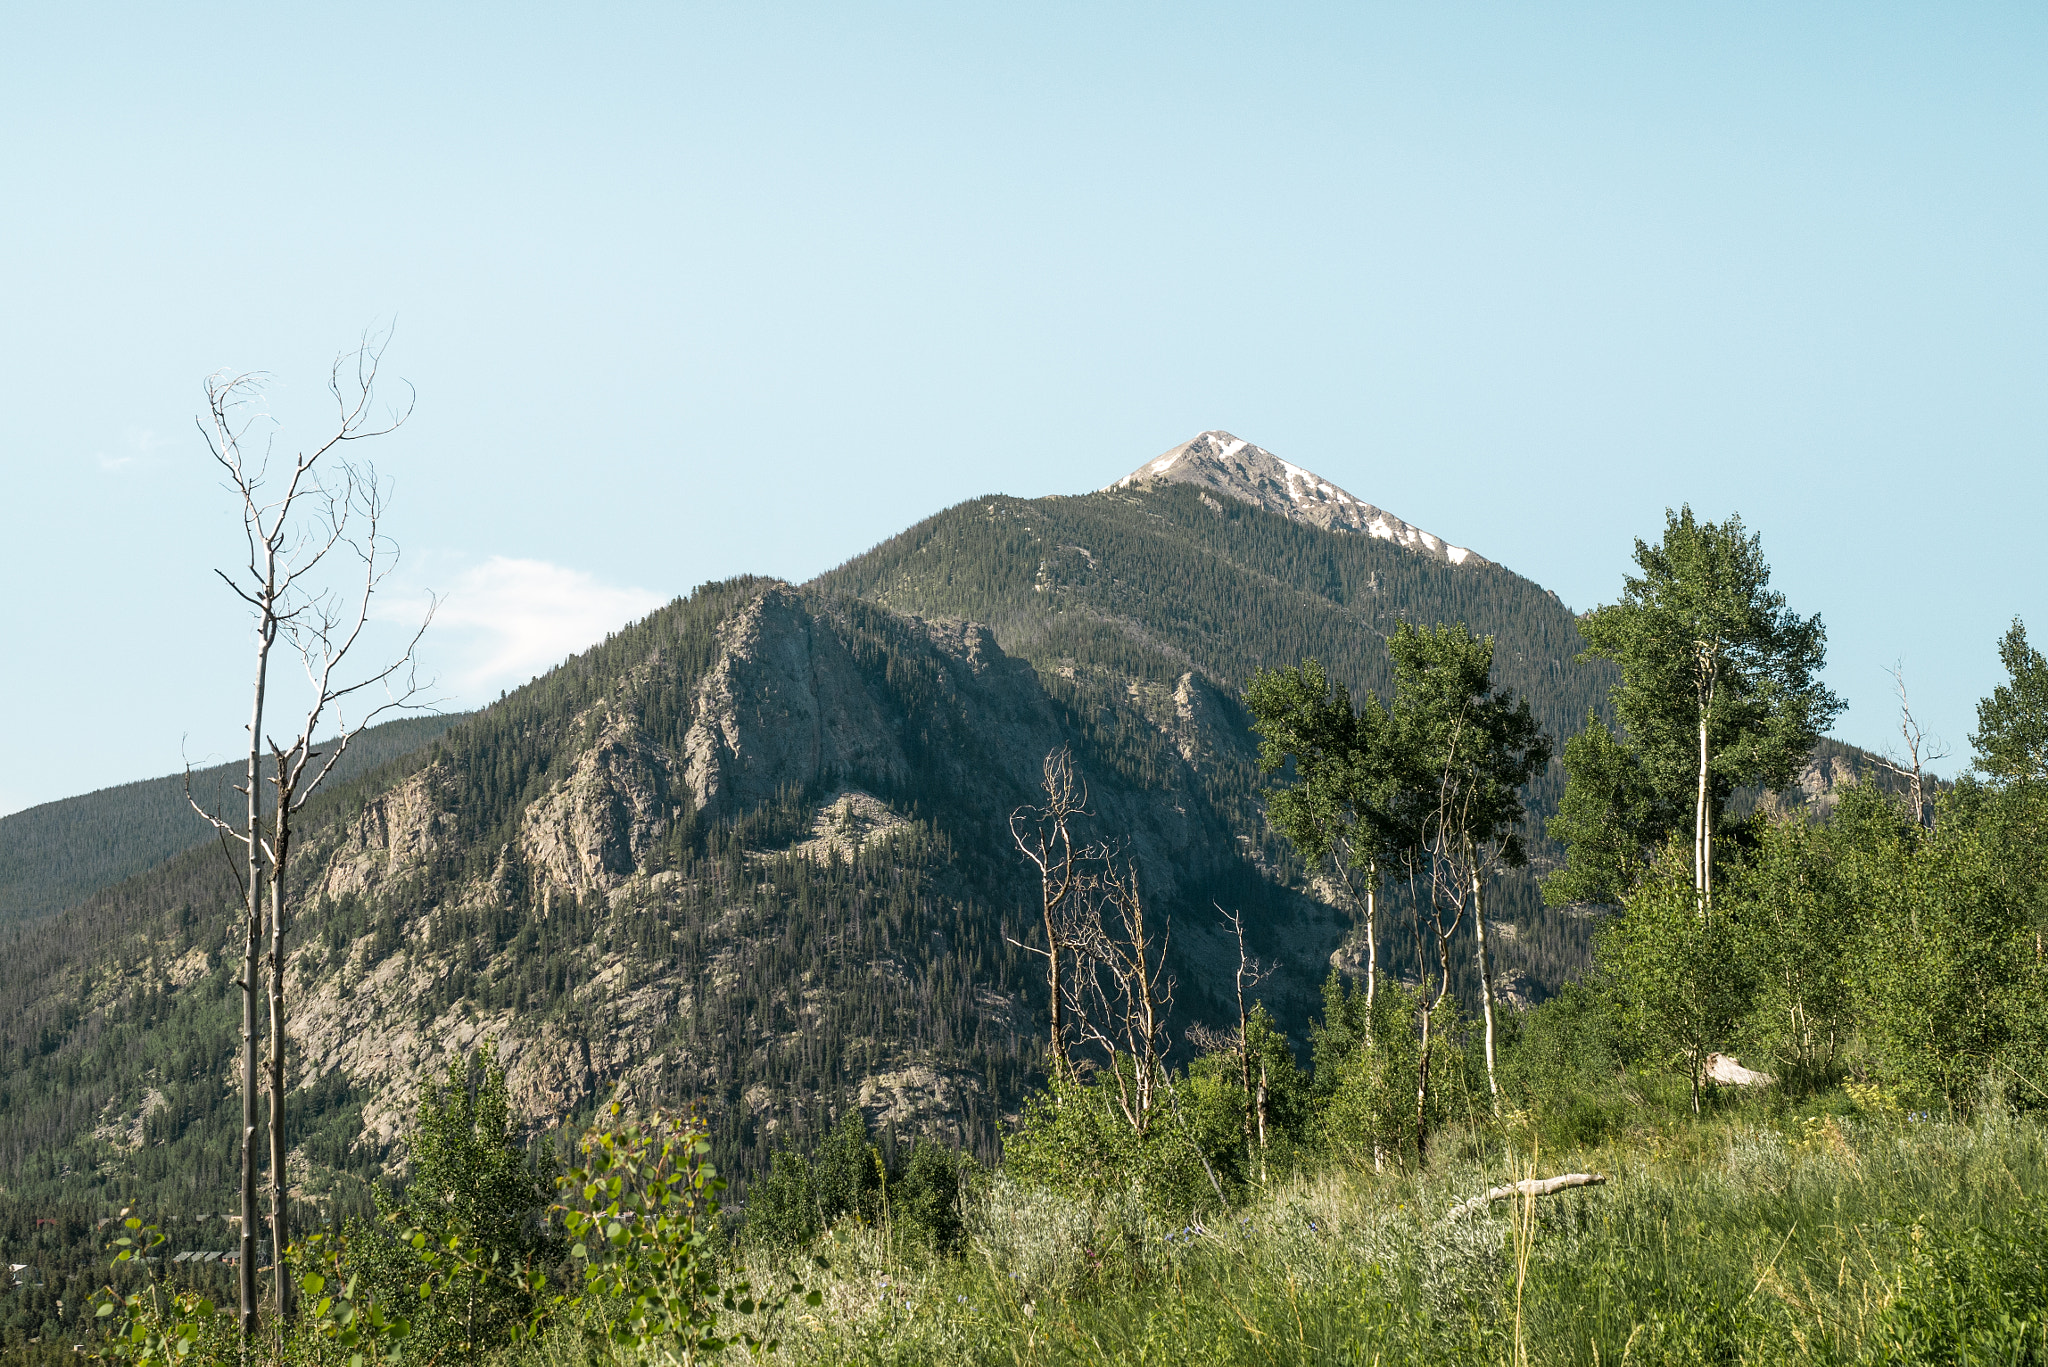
[
  {"left": 1497, "top": 981, "right": 1629, "bottom": 1151},
  {"left": 1876, "top": 1217, "right": 2048, "bottom": 1362},
  {"left": 1001, "top": 1069, "right": 1223, "bottom": 1218},
  {"left": 347, "top": 1050, "right": 555, "bottom": 1361},
  {"left": 889, "top": 1141, "right": 968, "bottom": 1254},
  {"left": 744, "top": 1110, "right": 969, "bottom": 1256}
]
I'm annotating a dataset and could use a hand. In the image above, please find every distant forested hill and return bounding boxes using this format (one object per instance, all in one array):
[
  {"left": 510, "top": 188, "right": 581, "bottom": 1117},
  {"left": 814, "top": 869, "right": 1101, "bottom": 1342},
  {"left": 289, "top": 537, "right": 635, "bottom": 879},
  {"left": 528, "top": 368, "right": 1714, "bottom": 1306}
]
[{"left": 0, "top": 712, "right": 464, "bottom": 923}]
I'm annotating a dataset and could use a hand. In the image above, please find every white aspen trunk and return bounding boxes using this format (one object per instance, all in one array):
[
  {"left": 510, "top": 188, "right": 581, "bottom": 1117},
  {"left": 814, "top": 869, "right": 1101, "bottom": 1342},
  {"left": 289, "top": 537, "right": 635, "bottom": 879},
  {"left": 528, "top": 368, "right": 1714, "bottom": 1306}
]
[
  {"left": 1042, "top": 891, "right": 1066, "bottom": 1081},
  {"left": 1472, "top": 863, "right": 1499, "bottom": 1106},
  {"left": 1417, "top": 934, "right": 1455, "bottom": 1163},
  {"left": 239, "top": 621, "right": 271, "bottom": 1337},
  {"left": 1255, "top": 1057, "right": 1269, "bottom": 1184},
  {"left": 1414, "top": 994, "right": 1433, "bottom": 1162},
  {"left": 1364, "top": 862, "right": 1377, "bottom": 1016},
  {"left": 267, "top": 795, "right": 291, "bottom": 1324},
  {"left": 1695, "top": 711, "right": 1711, "bottom": 915}
]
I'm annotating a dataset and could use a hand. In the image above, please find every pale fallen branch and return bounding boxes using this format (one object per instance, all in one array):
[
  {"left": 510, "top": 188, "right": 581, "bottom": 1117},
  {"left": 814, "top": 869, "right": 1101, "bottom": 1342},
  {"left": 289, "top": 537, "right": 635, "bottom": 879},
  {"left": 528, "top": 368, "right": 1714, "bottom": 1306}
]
[{"left": 1445, "top": 1173, "right": 1607, "bottom": 1221}]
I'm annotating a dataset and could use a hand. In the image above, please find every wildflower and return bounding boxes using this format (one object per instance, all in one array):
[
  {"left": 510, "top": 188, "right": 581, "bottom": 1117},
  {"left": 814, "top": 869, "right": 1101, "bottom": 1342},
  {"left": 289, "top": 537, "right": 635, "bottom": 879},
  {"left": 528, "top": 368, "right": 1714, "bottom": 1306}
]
[{"left": 957, "top": 1295, "right": 967, "bottom": 1304}]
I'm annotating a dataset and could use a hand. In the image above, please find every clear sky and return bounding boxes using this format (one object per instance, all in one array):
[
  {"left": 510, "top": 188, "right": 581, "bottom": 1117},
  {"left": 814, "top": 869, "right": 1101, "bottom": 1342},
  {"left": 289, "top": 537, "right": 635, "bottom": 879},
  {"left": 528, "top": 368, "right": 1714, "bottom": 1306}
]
[{"left": 2, "top": 3, "right": 2042, "bottom": 816}]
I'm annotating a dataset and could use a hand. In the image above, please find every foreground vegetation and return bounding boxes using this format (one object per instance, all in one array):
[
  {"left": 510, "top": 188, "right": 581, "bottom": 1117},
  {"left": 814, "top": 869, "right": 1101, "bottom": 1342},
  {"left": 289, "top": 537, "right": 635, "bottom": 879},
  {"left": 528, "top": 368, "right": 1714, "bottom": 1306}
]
[
  {"left": 743, "top": 1099, "right": 2048, "bottom": 1365},
  {"left": 68, "top": 1043, "right": 2048, "bottom": 1365}
]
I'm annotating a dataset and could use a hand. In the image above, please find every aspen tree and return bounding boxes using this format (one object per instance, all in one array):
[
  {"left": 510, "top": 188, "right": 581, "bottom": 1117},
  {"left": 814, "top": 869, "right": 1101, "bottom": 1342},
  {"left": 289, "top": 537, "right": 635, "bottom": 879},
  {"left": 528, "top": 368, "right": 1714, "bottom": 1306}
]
[
  {"left": 1568, "top": 507, "right": 1839, "bottom": 915},
  {"left": 1387, "top": 622, "right": 1549, "bottom": 1120}
]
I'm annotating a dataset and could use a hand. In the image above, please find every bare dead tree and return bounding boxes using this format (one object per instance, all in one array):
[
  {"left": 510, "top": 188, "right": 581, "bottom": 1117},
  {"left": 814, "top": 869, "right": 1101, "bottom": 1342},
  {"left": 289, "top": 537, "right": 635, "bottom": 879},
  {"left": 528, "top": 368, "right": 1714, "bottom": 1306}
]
[
  {"left": 1058, "top": 858, "right": 1227, "bottom": 1202},
  {"left": 1872, "top": 661, "right": 1950, "bottom": 830},
  {"left": 1010, "top": 749, "right": 1223, "bottom": 1200},
  {"left": 1061, "top": 857, "right": 1174, "bottom": 1133},
  {"left": 183, "top": 334, "right": 433, "bottom": 1336},
  {"left": 1218, "top": 906, "right": 1274, "bottom": 1181},
  {"left": 1008, "top": 749, "right": 1088, "bottom": 1079}
]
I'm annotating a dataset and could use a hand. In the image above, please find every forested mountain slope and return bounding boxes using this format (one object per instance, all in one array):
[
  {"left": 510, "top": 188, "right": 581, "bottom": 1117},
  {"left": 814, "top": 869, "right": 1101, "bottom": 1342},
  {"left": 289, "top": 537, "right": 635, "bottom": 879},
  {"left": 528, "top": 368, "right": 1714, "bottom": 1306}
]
[
  {"left": 0, "top": 713, "right": 463, "bottom": 923},
  {"left": 0, "top": 436, "right": 1885, "bottom": 1252},
  {"left": 0, "top": 572, "right": 1348, "bottom": 1226}
]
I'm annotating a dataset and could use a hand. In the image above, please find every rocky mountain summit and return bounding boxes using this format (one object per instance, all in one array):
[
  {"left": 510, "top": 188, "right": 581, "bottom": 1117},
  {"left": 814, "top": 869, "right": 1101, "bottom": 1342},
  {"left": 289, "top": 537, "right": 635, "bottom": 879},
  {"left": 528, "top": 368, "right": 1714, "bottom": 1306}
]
[{"left": 1108, "top": 430, "right": 1489, "bottom": 567}]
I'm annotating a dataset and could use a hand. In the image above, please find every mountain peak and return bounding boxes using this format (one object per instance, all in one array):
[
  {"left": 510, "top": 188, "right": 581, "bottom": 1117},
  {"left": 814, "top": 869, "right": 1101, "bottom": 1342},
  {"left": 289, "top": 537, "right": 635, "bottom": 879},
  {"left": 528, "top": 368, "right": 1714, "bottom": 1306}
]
[{"left": 1104, "top": 431, "right": 1486, "bottom": 567}]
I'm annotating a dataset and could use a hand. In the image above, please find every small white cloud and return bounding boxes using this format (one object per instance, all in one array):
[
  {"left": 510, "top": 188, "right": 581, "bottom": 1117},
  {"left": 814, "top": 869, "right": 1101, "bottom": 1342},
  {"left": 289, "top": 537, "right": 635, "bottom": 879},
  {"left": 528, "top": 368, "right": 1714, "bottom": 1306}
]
[
  {"left": 94, "top": 428, "right": 176, "bottom": 473},
  {"left": 381, "top": 555, "right": 667, "bottom": 703}
]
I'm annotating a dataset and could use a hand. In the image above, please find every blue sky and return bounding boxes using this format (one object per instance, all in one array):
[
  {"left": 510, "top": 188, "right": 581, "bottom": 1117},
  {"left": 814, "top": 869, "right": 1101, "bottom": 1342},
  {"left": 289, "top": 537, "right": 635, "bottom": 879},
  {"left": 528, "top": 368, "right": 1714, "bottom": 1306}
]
[{"left": 1, "top": 2, "right": 2042, "bottom": 815}]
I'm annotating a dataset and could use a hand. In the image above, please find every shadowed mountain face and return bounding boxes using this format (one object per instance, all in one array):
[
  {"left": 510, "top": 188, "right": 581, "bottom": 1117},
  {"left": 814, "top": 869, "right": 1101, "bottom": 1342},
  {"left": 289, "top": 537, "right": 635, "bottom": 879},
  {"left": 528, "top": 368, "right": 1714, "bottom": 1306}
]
[{"left": 0, "top": 444, "right": 1623, "bottom": 1221}]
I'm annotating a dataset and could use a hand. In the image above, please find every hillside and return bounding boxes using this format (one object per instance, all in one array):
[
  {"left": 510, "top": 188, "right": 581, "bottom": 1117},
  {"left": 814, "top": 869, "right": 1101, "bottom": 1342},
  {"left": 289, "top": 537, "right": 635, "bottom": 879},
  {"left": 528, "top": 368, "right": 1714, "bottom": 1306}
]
[
  {"left": 0, "top": 712, "right": 464, "bottom": 924},
  {"left": 0, "top": 576, "right": 1288, "bottom": 1219}
]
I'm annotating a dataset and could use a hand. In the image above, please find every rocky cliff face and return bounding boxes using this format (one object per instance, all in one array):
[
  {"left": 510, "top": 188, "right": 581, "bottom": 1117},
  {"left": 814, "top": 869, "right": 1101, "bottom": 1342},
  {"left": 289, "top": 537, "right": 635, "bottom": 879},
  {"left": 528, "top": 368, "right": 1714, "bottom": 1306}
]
[
  {"left": 682, "top": 589, "right": 908, "bottom": 819},
  {"left": 21, "top": 459, "right": 1615, "bottom": 1216}
]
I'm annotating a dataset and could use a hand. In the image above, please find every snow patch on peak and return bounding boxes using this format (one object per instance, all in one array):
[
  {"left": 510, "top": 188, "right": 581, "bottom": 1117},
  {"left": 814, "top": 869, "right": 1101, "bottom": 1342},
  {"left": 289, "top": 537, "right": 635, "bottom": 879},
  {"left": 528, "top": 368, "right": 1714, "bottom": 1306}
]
[{"left": 1103, "top": 433, "right": 1490, "bottom": 568}]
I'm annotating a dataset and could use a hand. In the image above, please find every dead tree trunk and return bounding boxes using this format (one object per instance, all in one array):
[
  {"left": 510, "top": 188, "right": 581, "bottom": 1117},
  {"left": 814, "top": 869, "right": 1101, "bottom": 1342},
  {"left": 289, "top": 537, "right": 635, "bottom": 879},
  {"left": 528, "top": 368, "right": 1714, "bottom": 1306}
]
[
  {"left": 1472, "top": 861, "right": 1499, "bottom": 1108},
  {"left": 265, "top": 749, "right": 291, "bottom": 1325},
  {"left": 1009, "top": 750, "right": 1087, "bottom": 1080},
  {"left": 1445, "top": 1172, "right": 1607, "bottom": 1221},
  {"left": 185, "top": 336, "right": 430, "bottom": 1338},
  {"left": 1221, "top": 907, "right": 1271, "bottom": 1184},
  {"left": 1875, "top": 662, "right": 1949, "bottom": 830}
]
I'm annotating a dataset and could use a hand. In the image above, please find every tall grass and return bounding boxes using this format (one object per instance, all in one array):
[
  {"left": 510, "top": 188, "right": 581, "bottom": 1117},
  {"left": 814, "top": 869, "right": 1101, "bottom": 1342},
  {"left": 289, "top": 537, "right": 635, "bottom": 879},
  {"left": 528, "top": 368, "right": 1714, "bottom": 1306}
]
[{"left": 661, "top": 1106, "right": 2048, "bottom": 1366}]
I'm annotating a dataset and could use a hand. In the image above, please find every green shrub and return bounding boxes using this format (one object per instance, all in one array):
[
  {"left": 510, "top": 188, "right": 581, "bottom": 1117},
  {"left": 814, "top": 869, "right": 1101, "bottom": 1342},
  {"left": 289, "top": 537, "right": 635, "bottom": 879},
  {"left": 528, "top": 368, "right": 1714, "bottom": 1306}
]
[
  {"left": 744, "top": 1110, "right": 970, "bottom": 1255},
  {"left": 889, "top": 1141, "right": 968, "bottom": 1254},
  {"left": 349, "top": 1050, "right": 555, "bottom": 1361},
  {"left": 1001, "top": 1069, "right": 1223, "bottom": 1218},
  {"left": 742, "top": 1149, "right": 822, "bottom": 1253}
]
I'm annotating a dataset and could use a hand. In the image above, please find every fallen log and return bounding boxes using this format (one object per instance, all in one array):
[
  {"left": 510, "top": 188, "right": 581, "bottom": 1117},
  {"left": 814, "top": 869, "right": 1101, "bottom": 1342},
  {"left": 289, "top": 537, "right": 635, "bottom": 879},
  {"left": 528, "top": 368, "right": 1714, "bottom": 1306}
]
[{"left": 1444, "top": 1173, "right": 1608, "bottom": 1221}]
